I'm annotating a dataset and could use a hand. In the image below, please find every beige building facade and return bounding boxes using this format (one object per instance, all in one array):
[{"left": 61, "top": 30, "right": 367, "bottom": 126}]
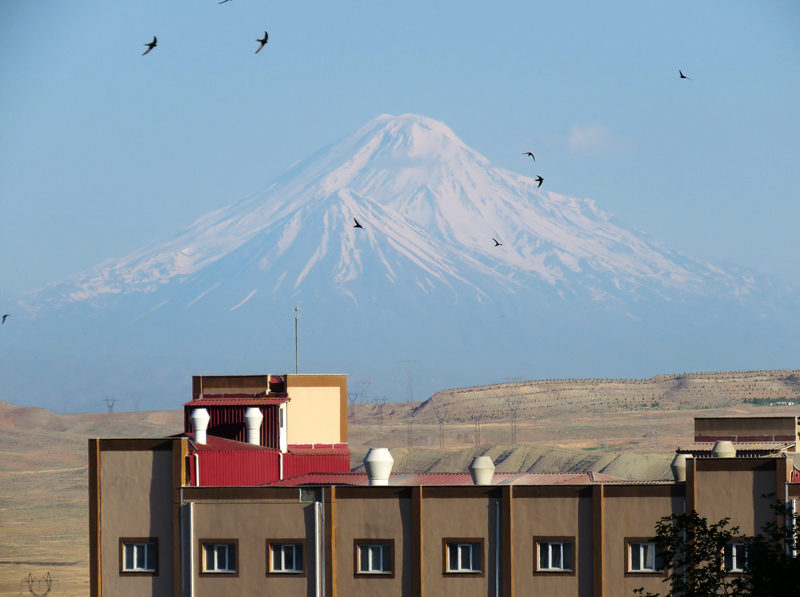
[{"left": 90, "top": 436, "right": 799, "bottom": 597}]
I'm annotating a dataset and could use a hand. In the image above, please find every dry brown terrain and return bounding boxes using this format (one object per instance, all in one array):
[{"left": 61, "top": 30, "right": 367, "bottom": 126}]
[{"left": 1, "top": 369, "right": 799, "bottom": 596}]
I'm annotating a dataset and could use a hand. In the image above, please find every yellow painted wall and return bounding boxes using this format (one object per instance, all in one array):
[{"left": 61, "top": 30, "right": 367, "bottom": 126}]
[{"left": 286, "top": 375, "right": 346, "bottom": 444}]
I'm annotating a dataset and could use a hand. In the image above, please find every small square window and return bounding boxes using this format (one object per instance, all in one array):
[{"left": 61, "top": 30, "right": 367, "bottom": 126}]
[
  {"left": 354, "top": 540, "right": 393, "bottom": 576},
  {"left": 200, "top": 540, "right": 238, "bottom": 575},
  {"left": 628, "top": 541, "right": 663, "bottom": 573},
  {"left": 268, "top": 541, "right": 305, "bottom": 574},
  {"left": 724, "top": 542, "right": 748, "bottom": 573},
  {"left": 536, "top": 540, "right": 573, "bottom": 572},
  {"left": 444, "top": 539, "right": 483, "bottom": 574},
  {"left": 120, "top": 538, "right": 158, "bottom": 575}
]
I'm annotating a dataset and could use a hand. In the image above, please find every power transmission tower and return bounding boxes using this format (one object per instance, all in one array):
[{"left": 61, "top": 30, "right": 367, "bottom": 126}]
[
  {"left": 373, "top": 398, "right": 388, "bottom": 434},
  {"left": 505, "top": 394, "right": 522, "bottom": 444},
  {"left": 20, "top": 571, "right": 59, "bottom": 596},
  {"left": 129, "top": 392, "right": 142, "bottom": 412},
  {"left": 472, "top": 403, "right": 484, "bottom": 445},
  {"left": 348, "top": 392, "right": 360, "bottom": 423},
  {"left": 431, "top": 393, "right": 449, "bottom": 449},
  {"left": 398, "top": 359, "right": 419, "bottom": 404},
  {"left": 356, "top": 377, "right": 372, "bottom": 403},
  {"left": 103, "top": 395, "right": 118, "bottom": 413}
]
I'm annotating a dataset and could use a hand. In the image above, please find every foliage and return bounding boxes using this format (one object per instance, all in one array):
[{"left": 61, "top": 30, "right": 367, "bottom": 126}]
[
  {"left": 634, "top": 496, "right": 800, "bottom": 597},
  {"left": 633, "top": 511, "right": 742, "bottom": 597}
]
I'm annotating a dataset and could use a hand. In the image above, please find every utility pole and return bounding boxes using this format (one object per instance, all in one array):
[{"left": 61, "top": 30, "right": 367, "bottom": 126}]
[
  {"left": 129, "top": 392, "right": 142, "bottom": 412},
  {"left": 505, "top": 394, "right": 522, "bottom": 444},
  {"left": 398, "top": 359, "right": 419, "bottom": 404},
  {"left": 294, "top": 304, "right": 299, "bottom": 374}
]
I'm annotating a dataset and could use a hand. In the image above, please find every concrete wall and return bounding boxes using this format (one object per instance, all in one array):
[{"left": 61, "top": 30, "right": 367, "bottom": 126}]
[
  {"left": 422, "top": 491, "right": 498, "bottom": 597},
  {"left": 191, "top": 496, "right": 316, "bottom": 597},
  {"left": 334, "top": 489, "right": 413, "bottom": 597},
  {"left": 512, "top": 488, "right": 593, "bottom": 597},
  {"left": 99, "top": 449, "right": 174, "bottom": 597},
  {"left": 603, "top": 486, "right": 683, "bottom": 597}
]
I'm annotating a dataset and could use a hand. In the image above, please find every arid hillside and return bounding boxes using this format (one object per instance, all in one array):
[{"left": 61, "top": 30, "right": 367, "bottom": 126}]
[{"left": 1, "top": 369, "right": 799, "bottom": 596}]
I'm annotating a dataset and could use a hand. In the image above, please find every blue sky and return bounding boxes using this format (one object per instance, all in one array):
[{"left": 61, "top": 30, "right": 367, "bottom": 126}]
[{"left": 2, "top": 0, "right": 799, "bottom": 295}]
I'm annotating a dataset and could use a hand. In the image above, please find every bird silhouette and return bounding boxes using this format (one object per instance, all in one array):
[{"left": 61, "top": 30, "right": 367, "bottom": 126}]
[
  {"left": 523, "top": 152, "right": 535, "bottom": 161},
  {"left": 1, "top": 314, "right": 8, "bottom": 324},
  {"left": 255, "top": 31, "right": 269, "bottom": 54},
  {"left": 218, "top": 0, "right": 232, "bottom": 3},
  {"left": 535, "top": 175, "right": 544, "bottom": 188},
  {"left": 679, "top": 70, "right": 691, "bottom": 80},
  {"left": 353, "top": 218, "right": 364, "bottom": 229},
  {"left": 492, "top": 238, "right": 502, "bottom": 247},
  {"left": 142, "top": 36, "right": 157, "bottom": 56}
]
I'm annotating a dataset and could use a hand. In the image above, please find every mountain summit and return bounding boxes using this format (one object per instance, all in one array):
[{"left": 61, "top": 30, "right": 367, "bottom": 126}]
[
  {"left": 26, "top": 114, "right": 789, "bottom": 311},
  {"left": 11, "top": 114, "right": 800, "bottom": 411}
]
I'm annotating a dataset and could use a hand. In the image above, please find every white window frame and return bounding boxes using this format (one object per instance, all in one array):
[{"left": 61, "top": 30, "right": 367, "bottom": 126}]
[
  {"left": 446, "top": 541, "right": 482, "bottom": 573},
  {"left": 724, "top": 542, "right": 748, "bottom": 573},
  {"left": 202, "top": 542, "right": 236, "bottom": 574},
  {"left": 357, "top": 543, "right": 392, "bottom": 574},
  {"left": 122, "top": 540, "right": 157, "bottom": 573},
  {"left": 629, "top": 542, "right": 662, "bottom": 572},
  {"left": 270, "top": 542, "right": 304, "bottom": 574},
  {"left": 537, "top": 541, "right": 573, "bottom": 572}
]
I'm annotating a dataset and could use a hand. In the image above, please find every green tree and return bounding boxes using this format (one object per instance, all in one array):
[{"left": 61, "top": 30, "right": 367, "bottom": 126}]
[
  {"left": 633, "top": 511, "right": 743, "bottom": 597},
  {"left": 635, "top": 496, "right": 800, "bottom": 597}
]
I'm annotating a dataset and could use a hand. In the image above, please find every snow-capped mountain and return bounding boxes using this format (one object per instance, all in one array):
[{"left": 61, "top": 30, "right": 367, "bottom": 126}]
[
  {"left": 26, "top": 114, "right": 789, "bottom": 311},
  {"left": 9, "top": 114, "right": 800, "bottom": 412}
]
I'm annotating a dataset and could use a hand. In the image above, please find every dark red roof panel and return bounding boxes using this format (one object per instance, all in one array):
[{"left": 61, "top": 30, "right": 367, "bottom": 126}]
[
  {"left": 186, "top": 433, "right": 279, "bottom": 452},
  {"left": 184, "top": 396, "right": 290, "bottom": 407},
  {"left": 264, "top": 471, "right": 624, "bottom": 487}
]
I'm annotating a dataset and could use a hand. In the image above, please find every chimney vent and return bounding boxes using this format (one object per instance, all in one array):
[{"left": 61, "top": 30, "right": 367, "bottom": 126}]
[
  {"left": 364, "top": 448, "right": 394, "bottom": 486},
  {"left": 711, "top": 440, "right": 736, "bottom": 458},
  {"left": 671, "top": 453, "right": 688, "bottom": 482},
  {"left": 469, "top": 456, "right": 495, "bottom": 485},
  {"left": 190, "top": 408, "right": 210, "bottom": 445},
  {"left": 244, "top": 407, "right": 263, "bottom": 446}
]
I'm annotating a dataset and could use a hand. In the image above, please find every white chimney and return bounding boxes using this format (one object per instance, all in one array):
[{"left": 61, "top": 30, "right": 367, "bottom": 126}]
[
  {"left": 244, "top": 407, "right": 264, "bottom": 446},
  {"left": 190, "top": 408, "right": 210, "bottom": 445},
  {"left": 364, "top": 448, "right": 394, "bottom": 486},
  {"left": 469, "top": 456, "right": 495, "bottom": 485}
]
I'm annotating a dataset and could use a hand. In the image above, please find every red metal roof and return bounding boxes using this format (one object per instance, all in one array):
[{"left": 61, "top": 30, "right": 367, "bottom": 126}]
[
  {"left": 264, "top": 471, "right": 624, "bottom": 487},
  {"left": 184, "top": 395, "right": 290, "bottom": 407},
  {"left": 186, "top": 434, "right": 278, "bottom": 452}
]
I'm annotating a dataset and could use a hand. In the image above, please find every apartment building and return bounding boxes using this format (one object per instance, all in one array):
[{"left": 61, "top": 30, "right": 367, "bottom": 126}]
[{"left": 88, "top": 374, "right": 800, "bottom": 596}]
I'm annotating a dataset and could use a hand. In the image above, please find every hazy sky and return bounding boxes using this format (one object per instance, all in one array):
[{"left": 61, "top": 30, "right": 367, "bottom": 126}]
[{"left": 2, "top": 0, "right": 799, "bottom": 295}]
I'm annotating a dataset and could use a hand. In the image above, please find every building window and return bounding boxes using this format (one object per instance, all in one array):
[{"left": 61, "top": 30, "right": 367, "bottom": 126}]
[
  {"left": 268, "top": 540, "right": 305, "bottom": 575},
  {"left": 724, "top": 542, "right": 748, "bottom": 573},
  {"left": 120, "top": 538, "right": 158, "bottom": 575},
  {"left": 443, "top": 539, "right": 484, "bottom": 575},
  {"left": 200, "top": 540, "right": 238, "bottom": 575},
  {"left": 536, "top": 539, "right": 573, "bottom": 572},
  {"left": 628, "top": 541, "right": 663, "bottom": 573},
  {"left": 354, "top": 540, "right": 394, "bottom": 576}
]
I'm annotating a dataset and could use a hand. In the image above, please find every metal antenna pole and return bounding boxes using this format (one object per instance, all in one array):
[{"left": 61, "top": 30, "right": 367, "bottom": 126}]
[{"left": 294, "top": 304, "right": 299, "bottom": 374}]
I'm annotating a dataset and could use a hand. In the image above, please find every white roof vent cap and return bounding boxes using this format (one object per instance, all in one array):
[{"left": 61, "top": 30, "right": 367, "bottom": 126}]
[
  {"left": 190, "top": 408, "right": 210, "bottom": 445},
  {"left": 364, "top": 448, "right": 394, "bottom": 486},
  {"left": 469, "top": 456, "right": 495, "bottom": 486},
  {"left": 711, "top": 440, "right": 736, "bottom": 458}
]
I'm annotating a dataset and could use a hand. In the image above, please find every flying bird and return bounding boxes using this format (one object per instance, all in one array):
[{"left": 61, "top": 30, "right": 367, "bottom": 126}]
[
  {"left": 523, "top": 152, "right": 535, "bottom": 161},
  {"left": 492, "top": 238, "right": 502, "bottom": 247},
  {"left": 255, "top": 31, "right": 269, "bottom": 54},
  {"left": 142, "top": 36, "right": 157, "bottom": 56},
  {"left": 1, "top": 314, "right": 8, "bottom": 324},
  {"left": 679, "top": 70, "right": 691, "bottom": 80},
  {"left": 535, "top": 175, "right": 543, "bottom": 188},
  {"left": 218, "top": 0, "right": 232, "bottom": 3},
  {"left": 353, "top": 218, "right": 364, "bottom": 229}
]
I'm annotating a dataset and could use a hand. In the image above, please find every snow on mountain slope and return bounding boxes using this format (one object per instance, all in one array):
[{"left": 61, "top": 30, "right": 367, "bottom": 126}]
[{"left": 23, "top": 114, "right": 795, "bottom": 314}]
